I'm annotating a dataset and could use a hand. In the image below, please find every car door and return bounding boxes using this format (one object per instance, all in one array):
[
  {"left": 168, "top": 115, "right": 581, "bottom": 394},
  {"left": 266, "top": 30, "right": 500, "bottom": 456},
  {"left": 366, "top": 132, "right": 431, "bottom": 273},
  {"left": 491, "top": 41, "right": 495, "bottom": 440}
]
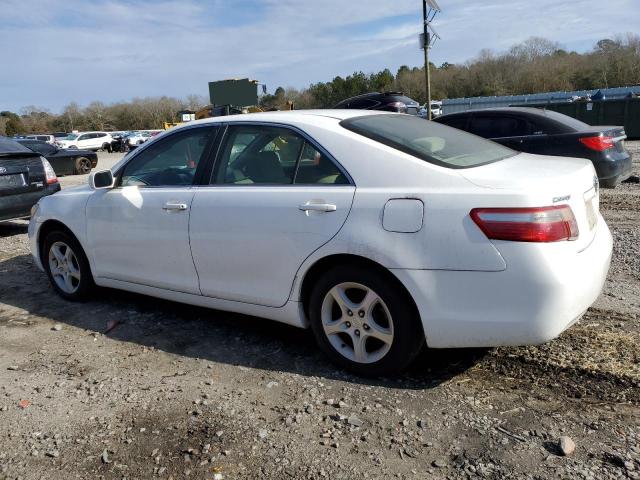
[
  {"left": 75, "top": 134, "right": 89, "bottom": 149},
  {"left": 189, "top": 123, "right": 356, "bottom": 307},
  {"left": 86, "top": 125, "right": 219, "bottom": 293}
]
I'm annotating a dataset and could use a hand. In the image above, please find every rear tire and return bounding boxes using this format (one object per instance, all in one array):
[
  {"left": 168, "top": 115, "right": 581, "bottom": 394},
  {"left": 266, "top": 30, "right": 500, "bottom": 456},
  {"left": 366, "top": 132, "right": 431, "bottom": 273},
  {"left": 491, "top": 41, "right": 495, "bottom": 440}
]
[
  {"left": 42, "top": 231, "right": 94, "bottom": 301},
  {"left": 309, "top": 265, "right": 425, "bottom": 376},
  {"left": 74, "top": 157, "right": 92, "bottom": 175}
]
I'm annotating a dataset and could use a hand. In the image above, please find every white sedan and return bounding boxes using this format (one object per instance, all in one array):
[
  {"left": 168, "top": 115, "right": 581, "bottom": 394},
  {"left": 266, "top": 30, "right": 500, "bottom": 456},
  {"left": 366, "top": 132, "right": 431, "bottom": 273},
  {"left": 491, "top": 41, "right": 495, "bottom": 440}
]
[{"left": 28, "top": 111, "right": 612, "bottom": 375}]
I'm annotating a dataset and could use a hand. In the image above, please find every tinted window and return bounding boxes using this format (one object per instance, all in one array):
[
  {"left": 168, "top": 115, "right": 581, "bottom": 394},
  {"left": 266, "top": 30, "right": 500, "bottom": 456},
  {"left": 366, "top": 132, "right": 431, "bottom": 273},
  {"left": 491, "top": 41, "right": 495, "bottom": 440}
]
[
  {"left": 470, "top": 116, "right": 530, "bottom": 138},
  {"left": 214, "top": 125, "right": 303, "bottom": 185},
  {"left": 341, "top": 114, "right": 516, "bottom": 169},
  {"left": 78, "top": 134, "right": 90, "bottom": 141},
  {"left": 437, "top": 116, "right": 469, "bottom": 130},
  {"left": 294, "top": 143, "right": 349, "bottom": 185},
  {"left": 541, "top": 110, "right": 590, "bottom": 131},
  {"left": 23, "top": 141, "right": 55, "bottom": 155},
  {"left": 350, "top": 98, "right": 379, "bottom": 109},
  {"left": 121, "top": 127, "right": 215, "bottom": 187}
]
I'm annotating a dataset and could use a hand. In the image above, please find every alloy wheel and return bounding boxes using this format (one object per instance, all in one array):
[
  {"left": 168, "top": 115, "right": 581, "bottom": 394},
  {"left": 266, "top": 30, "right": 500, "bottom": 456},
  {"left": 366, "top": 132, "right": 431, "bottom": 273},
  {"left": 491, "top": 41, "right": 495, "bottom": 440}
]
[
  {"left": 78, "top": 158, "right": 91, "bottom": 174},
  {"left": 321, "top": 282, "right": 394, "bottom": 364},
  {"left": 48, "top": 241, "right": 81, "bottom": 294}
]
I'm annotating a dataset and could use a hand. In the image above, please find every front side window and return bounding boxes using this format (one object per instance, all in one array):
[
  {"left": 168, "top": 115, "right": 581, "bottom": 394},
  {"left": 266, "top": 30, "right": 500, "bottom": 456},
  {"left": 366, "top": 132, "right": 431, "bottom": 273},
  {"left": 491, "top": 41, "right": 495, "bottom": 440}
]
[
  {"left": 341, "top": 114, "right": 516, "bottom": 169},
  {"left": 121, "top": 127, "right": 215, "bottom": 187},
  {"left": 213, "top": 125, "right": 349, "bottom": 185}
]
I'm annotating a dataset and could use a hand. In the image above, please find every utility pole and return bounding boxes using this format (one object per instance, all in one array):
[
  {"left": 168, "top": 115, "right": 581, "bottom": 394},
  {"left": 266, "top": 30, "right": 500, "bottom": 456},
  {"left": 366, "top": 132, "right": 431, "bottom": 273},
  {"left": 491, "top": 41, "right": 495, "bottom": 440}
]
[{"left": 421, "top": 0, "right": 441, "bottom": 120}]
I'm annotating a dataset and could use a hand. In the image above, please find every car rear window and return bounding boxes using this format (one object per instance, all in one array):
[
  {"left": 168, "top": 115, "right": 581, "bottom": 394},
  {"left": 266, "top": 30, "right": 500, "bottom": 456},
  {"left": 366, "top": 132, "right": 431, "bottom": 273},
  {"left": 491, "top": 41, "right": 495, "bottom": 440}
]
[
  {"left": 340, "top": 114, "right": 517, "bottom": 169},
  {"left": 538, "top": 110, "right": 590, "bottom": 131}
]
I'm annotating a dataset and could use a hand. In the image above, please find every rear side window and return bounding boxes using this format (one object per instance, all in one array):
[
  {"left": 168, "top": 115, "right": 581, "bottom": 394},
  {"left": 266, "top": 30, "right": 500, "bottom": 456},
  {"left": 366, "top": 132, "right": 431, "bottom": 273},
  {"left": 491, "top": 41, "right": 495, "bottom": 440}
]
[
  {"left": 437, "top": 116, "right": 469, "bottom": 131},
  {"left": 341, "top": 114, "right": 516, "bottom": 169},
  {"left": 469, "top": 116, "right": 530, "bottom": 138},
  {"left": 213, "top": 125, "right": 349, "bottom": 185}
]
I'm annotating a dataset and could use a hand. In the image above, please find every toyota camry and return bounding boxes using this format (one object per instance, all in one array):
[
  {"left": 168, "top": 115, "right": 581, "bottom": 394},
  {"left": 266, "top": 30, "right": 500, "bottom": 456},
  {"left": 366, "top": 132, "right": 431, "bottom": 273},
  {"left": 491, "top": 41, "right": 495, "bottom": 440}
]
[{"left": 28, "top": 111, "right": 612, "bottom": 376}]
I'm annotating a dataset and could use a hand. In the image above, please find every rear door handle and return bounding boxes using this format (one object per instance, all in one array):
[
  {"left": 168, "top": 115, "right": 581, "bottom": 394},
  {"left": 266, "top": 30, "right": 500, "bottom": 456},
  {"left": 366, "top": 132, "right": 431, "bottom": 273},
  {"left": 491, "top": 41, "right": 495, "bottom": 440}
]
[
  {"left": 163, "top": 202, "right": 188, "bottom": 212},
  {"left": 299, "top": 202, "right": 337, "bottom": 213}
]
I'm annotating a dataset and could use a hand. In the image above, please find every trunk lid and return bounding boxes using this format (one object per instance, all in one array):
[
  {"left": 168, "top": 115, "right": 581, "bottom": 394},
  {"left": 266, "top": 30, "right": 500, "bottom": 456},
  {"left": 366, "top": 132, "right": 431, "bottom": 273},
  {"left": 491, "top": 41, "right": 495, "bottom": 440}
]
[
  {"left": 459, "top": 152, "right": 600, "bottom": 251},
  {"left": 0, "top": 153, "right": 45, "bottom": 197}
]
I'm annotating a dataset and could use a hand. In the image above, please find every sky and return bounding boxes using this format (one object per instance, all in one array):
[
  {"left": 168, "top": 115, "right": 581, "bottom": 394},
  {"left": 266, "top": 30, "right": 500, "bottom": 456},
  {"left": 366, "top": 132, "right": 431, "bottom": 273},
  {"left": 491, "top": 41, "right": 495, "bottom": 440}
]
[{"left": 1, "top": 0, "right": 639, "bottom": 113}]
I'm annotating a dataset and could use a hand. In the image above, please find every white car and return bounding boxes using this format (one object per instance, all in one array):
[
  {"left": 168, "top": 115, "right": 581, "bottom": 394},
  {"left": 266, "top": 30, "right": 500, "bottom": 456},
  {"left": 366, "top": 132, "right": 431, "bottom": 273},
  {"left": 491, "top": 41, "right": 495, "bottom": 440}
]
[
  {"left": 57, "top": 132, "right": 112, "bottom": 151},
  {"left": 126, "top": 131, "right": 152, "bottom": 146},
  {"left": 25, "top": 134, "right": 56, "bottom": 144},
  {"left": 28, "top": 111, "right": 612, "bottom": 375},
  {"left": 419, "top": 101, "right": 443, "bottom": 118}
]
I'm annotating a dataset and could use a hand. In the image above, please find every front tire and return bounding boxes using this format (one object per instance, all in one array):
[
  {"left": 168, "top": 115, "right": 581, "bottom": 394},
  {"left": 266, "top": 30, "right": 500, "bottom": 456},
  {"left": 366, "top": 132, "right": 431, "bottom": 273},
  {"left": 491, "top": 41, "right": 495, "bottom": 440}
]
[
  {"left": 42, "top": 231, "right": 94, "bottom": 301},
  {"left": 309, "top": 265, "right": 425, "bottom": 376}
]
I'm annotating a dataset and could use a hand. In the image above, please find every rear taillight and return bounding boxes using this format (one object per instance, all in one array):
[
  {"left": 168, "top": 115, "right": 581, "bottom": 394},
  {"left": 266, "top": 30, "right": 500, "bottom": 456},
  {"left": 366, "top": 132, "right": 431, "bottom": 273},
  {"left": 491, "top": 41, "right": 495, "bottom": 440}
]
[
  {"left": 579, "top": 135, "right": 614, "bottom": 151},
  {"left": 470, "top": 205, "right": 579, "bottom": 243},
  {"left": 41, "top": 157, "right": 58, "bottom": 184}
]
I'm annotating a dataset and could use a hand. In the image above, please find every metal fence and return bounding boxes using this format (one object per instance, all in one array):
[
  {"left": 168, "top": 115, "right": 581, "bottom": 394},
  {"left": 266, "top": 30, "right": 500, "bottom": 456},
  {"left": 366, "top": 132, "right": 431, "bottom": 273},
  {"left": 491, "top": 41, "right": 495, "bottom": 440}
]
[{"left": 442, "top": 86, "right": 640, "bottom": 114}]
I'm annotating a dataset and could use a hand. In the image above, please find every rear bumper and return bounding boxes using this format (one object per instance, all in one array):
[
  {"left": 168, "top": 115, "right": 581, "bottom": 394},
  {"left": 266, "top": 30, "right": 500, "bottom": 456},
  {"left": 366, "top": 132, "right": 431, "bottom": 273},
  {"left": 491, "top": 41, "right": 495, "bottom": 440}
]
[
  {"left": 595, "top": 151, "right": 633, "bottom": 187},
  {"left": 392, "top": 218, "right": 612, "bottom": 348},
  {"left": 0, "top": 183, "right": 61, "bottom": 222}
]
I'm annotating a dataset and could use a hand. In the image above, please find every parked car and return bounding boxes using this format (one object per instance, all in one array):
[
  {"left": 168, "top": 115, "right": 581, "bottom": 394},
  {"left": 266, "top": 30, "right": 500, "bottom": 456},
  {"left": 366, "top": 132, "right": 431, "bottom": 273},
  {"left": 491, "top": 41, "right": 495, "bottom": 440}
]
[
  {"left": 17, "top": 139, "right": 98, "bottom": 175},
  {"left": 334, "top": 92, "right": 421, "bottom": 115},
  {"left": 28, "top": 111, "right": 612, "bottom": 376},
  {"left": 25, "top": 134, "right": 55, "bottom": 144},
  {"left": 419, "top": 101, "right": 443, "bottom": 118},
  {"left": 110, "top": 133, "right": 129, "bottom": 153},
  {"left": 126, "top": 131, "right": 152, "bottom": 146},
  {"left": 56, "top": 132, "right": 113, "bottom": 152},
  {"left": 433, "top": 107, "right": 632, "bottom": 187},
  {"left": 0, "top": 136, "right": 60, "bottom": 222}
]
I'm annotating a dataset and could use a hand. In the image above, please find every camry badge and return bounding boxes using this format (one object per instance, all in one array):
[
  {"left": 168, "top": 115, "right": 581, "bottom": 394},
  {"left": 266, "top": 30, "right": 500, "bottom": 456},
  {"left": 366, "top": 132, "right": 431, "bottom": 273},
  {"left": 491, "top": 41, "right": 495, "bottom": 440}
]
[{"left": 553, "top": 195, "right": 571, "bottom": 203}]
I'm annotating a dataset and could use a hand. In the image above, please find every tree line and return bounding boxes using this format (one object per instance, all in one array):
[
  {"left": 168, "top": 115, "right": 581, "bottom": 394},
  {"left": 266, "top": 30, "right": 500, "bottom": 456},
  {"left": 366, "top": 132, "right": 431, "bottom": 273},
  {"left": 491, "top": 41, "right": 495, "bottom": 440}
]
[{"left": 2, "top": 35, "right": 639, "bottom": 136}]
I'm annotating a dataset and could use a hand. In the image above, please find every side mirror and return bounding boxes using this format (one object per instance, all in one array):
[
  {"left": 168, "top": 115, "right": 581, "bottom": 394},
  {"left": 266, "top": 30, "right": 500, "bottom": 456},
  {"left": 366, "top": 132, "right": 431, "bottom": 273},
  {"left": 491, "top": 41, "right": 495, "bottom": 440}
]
[{"left": 89, "top": 170, "right": 114, "bottom": 190}]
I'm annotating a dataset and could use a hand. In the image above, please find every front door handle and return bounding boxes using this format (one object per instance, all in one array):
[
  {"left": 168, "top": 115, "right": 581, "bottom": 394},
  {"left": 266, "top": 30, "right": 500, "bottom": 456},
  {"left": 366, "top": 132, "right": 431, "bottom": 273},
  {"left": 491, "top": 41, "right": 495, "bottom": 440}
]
[
  {"left": 299, "top": 202, "right": 337, "bottom": 213},
  {"left": 163, "top": 202, "right": 188, "bottom": 212}
]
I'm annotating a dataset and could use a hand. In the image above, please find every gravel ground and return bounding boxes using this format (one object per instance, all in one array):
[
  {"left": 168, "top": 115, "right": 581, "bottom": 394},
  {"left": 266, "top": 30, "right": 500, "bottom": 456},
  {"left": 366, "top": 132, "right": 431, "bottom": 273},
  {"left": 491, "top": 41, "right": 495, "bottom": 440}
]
[{"left": 0, "top": 145, "right": 639, "bottom": 480}]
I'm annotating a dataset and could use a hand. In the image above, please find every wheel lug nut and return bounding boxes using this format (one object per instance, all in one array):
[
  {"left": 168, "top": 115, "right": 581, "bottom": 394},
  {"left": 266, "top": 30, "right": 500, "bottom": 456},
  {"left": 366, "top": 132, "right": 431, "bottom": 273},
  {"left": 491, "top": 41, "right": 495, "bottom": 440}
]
[
  {"left": 355, "top": 329, "right": 360, "bottom": 336},
  {"left": 345, "top": 322, "right": 351, "bottom": 328},
  {"left": 363, "top": 324, "right": 370, "bottom": 330},
  {"left": 358, "top": 310, "right": 365, "bottom": 318},
  {"left": 347, "top": 310, "right": 353, "bottom": 317}
]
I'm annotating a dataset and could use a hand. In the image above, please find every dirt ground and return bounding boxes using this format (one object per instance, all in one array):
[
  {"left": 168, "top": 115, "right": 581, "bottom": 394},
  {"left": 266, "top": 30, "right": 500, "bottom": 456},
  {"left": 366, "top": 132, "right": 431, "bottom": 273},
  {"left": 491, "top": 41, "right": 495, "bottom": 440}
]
[{"left": 0, "top": 145, "right": 639, "bottom": 480}]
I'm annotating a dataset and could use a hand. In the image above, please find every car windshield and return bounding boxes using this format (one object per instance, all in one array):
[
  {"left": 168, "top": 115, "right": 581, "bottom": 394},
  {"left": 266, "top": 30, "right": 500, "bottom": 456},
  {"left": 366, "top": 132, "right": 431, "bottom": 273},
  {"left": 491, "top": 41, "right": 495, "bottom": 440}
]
[
  {"left": 65, "top": 134, "right": 79, "bottom": 140},
  {"left": 341, "top": 114, "right": 517, "bottom": 169}
]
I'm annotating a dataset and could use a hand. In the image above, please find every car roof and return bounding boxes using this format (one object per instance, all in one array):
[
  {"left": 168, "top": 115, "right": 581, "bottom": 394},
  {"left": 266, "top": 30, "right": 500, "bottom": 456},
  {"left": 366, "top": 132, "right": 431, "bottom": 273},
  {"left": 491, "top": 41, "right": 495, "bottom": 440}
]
[
  {"left": 0, "top": 136, "right": 36, "bottom": 154},
  {"left": 185, "top": 109, "right": 390, "bottom": 127},
  {"left": 442, "top": 107, "right": 563, "bottom": 118}
]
